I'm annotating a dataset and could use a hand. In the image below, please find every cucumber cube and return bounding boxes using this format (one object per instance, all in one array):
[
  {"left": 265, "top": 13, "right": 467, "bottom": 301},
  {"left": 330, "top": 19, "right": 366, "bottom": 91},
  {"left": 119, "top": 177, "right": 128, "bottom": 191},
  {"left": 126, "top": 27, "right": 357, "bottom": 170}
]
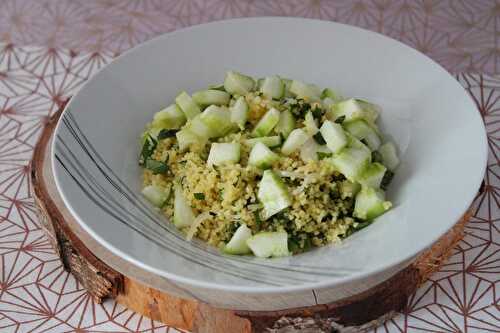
[
  {"left": 248, "top": 142, "right": 279, "bottom": 169},
  {"left": 230, "top": 96, "right": 249, "bottom": 130},
  {"left": 257, "top": 170, "right": 292, "bottom": 220},
  {"left": 281, "top": 128, "right": 309, "bottom": 155},
  {"left": 252, "top": 108, "right": 280, "bottom": 137},
  {"left": 246, "top": 231, "right": 290, "bottom": 258},
  {"left": 207, "top": 142, "right": 240, "bottom": 166},
  {"left": 199, "top": 105, "right": 233, "bottom": 137},
  {"left": 379, "top": 142, "right": 400, "bottom": 171},
  {"left": 359, "top": 162, "right": 387, "bottom": 188},
  {"left": 175, "top": 91, "right": 201, "bottom": 119},
  {"left": 244, "top": 136, "right": 282, "bottom": 148},
  {"left": 176, "top": 128, "right": 204, "bottom": 151},
  {"left": 344, "top": 119, "right": 381, "bottom": 151},
  {"left": 320, "top": 120, "right": 347, "bottom": 153},
  {"left": 354, "top": 187, "right": 392, "bottom": 220},
  {"left": 260, "top": 76, "right": 284, "bottom": 99},
  {"left": 223, "top": 224, "right": 252, "bottom": 255},
  {"left": 329, "top": 147, "right": 371, "bottom": 181},
  {"left": 193, "top": 89, "right": 230, "bottom": 106},
  {"left": 328, "top": 98, "right": 378, "bottom": 124},
  {"left": 224, "top": 71, "right": 255, "bottom": 95},
  {"left": 152, "top": 104, "right": 186, "bottom": 129},
  {"left": 173, "top": 183, "right": 196, "bottom": 228},
  {"left": 142, "top": 185, "right": 169, "bottom": 207},
  {"left": 275, "top": 109, "right": 295, "bottom": 139}
]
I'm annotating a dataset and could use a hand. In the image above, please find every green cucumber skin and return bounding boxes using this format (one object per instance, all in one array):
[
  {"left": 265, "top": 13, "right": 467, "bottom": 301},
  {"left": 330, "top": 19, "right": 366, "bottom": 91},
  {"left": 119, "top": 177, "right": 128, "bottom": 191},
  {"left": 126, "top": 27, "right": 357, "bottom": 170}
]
[
  {"left": 192, "top": 89, "right": 231, "bottom": 106},
  {"left": 175, "top": 91, "right": 202, "bottom": 120},
  {"left": 252, "top": 108, "right": 280, "bottom": 137}
]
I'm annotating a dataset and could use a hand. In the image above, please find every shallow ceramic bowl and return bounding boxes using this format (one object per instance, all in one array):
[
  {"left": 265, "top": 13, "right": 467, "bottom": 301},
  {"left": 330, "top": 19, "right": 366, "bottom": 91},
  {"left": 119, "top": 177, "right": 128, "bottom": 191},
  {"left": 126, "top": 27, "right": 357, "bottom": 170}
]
[{"left": 52, "top": 17, "right": 487, "bottom": 310}]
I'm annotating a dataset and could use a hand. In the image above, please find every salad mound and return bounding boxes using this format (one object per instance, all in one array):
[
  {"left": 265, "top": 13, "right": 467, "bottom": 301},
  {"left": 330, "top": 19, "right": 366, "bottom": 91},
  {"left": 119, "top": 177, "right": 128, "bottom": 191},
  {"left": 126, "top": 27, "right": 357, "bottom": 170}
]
[{"left": 139, "top": 71, "right": 399, "bottom": 258}]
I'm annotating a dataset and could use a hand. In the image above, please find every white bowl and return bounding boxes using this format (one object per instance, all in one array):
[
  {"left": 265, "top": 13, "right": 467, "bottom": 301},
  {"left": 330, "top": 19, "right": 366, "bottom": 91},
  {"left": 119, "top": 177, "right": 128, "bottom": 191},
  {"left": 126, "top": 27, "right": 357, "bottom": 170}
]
[{"left": 52, "top": 17, "right": 487, "bottom": 310}]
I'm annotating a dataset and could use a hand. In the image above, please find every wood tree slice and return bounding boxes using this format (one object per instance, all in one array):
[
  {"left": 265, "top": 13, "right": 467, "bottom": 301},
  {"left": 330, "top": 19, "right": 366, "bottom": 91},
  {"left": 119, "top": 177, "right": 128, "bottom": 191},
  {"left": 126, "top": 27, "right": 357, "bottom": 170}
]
[{"left": 30, "top": 104, "right": 475, "bottom": 333}]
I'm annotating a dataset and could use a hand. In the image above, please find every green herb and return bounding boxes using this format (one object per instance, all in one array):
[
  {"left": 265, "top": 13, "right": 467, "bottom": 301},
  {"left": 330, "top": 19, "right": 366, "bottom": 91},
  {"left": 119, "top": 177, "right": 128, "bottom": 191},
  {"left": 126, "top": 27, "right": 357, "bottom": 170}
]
[
  {"left": 145, "top": 159, "right": 168, "bottom": 174},
  {"left": 157, "top": 129, "right": 177, "bottom": 140},
  {"left": 317, "top": 152, "right": 332, "bottom": 160},
  {"left": 302, "top": 238, "right": 312, "bottom": 251},
  {"left": 193, "top": 192, "right": 205, "bottom": 200},
  {"left": 288, "top": 238, "right": 300, "bottom": 254},
  {"left": 290, "top": 100, "right": 311, "bottom": 118},
  {"left": 311, "top": 106, "right": 323, "bottom": 119},
  {"left": 380, "top": 170, "right": 394, "bottom": 190},
  {"left": 139, "top": 135, "right": 157, "bottom": 165},
  {"left": 218, "top": 189, "right": 224, "bottom": 201},
  {"left": 334, "top": 115, "right": 346, "bottom": 124},
  {"left": 313, "top": 132, "right": 326, "bottom": 145},
  {"left": 372, "top": 151, "right": 383, "bottom": 163},
  {"left": 253, "top": 211, "right": 262, "bottom": 230}
]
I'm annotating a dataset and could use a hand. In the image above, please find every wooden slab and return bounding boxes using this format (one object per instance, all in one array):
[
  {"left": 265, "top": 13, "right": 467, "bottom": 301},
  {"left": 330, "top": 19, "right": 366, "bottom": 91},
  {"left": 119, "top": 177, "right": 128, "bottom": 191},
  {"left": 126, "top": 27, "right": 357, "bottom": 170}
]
[{"left": 30, "top": 102, "right": 475, "bottom": 332}]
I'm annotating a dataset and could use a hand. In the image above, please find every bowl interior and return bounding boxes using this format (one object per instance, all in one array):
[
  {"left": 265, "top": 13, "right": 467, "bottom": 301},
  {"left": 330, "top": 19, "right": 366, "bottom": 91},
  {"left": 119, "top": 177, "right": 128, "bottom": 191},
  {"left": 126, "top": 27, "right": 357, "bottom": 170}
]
[{"left": 52, "top": 17, "right": 486, "bottom": 292}]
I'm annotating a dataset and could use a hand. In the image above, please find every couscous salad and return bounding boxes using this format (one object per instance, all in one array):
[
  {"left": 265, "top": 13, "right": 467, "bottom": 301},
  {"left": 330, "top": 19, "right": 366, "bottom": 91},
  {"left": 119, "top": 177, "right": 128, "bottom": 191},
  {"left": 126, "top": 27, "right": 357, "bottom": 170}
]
[{"left": 139, "top": 71, "right": 399, "bottom": 258}]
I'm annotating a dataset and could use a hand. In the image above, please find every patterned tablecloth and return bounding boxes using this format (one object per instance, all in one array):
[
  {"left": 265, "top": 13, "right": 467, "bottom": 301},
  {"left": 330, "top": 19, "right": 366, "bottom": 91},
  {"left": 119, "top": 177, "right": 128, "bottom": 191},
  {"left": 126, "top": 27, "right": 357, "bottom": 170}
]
[{"left": 0, "top": 1, "right": 498, "bottom": 332}]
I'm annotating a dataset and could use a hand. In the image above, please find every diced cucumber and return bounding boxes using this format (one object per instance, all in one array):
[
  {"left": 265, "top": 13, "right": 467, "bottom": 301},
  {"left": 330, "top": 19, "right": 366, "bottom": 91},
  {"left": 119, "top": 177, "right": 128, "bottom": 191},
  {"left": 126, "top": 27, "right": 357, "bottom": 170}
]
[
  {"left": 257, "top": 170, "right": 292, "bottom": 220},
  {"left": 340, "top": 180, "right": 361, "bottom": 199},
  {"left": 252, "top": 108, "right": 280, "bottom": 137},
  {"left": 230, "top": 96, "right": 248, "bottom": 130},
  {"left": 378, "top": 142, "right": 400, "bottom": 171},
  {"left": 246, "top": 231, "right": 290, "bottom": 258},
  {"left": 359, "top": 162, "right": 387, "bottom": 188},
  {"left": 142, "top": 185, "right": 169, "bottom": 207},
  {"left": 328, "top": 98, "right": 379, "bottom": 124},
  {"left": 173, "top": 183, "right": 196, "bottom": 228},
  {"left": 244, "top": 136, "right": 282, "bottom": 148},
  {"left": 328, "top": 147, "right": 371, "bottom": 181},
  {"left": 223, "top": 224, "right": 252, "bottom": 255},
  {"left": 192, "top": 89, "right": 230, "bottom": 106},
  {"left": 320, "top": 120, "right": 347, "bottom": 153},
  {"left": 248, "top": 142, "right": 279, "bottom": 169},
  {"left": 304, "top": 111, "right": 319, "bottom": 135},
  {"left": 176, "top": 128, "right": 204, "bottom": 151},
  {"left": 346, "top": 132, "right": 371, "bottom": 155},
  {"left": 199, "top": 105, "right": 233, "bottom": 137},
  {"left": 343, "top": 119, "right": 381, "bottom": 150},
  {"left": 260, "top": 75, "right": 284, "bottom": 99},
  {"left": 300, "top": 138, "right": 319, "bottom": 162},
  {"left": 207, "top": 142, "right": 240, "bottom": 166},
  {"left": 299, "top": 138, "right": 331, "bottom": 162},
  {"left": 354, "top": 187, "right": 392, "bottom": 220},
  {"left": 152, "top": 104, "right": 186, "bottom": 129},
  {"left": 275, "top": 109, "right": 295, "bottom": 139},
  {"left": 321, "top": 88, "right": 340, "bottom": 100},
  {"left": 185, "top": 115, "right": 216, "bottom": 140},
  {"left": 289, "top": 80, "right": 321, "bottom": 101},
  {"left": 281, "top": 128, "right": 309, "bottom": 155},
  {"left": 224, "top": 71, "right": 255, "bottom": 95},
  {"left": 175, "top": 91, "right": 201, "bottom": 119}
]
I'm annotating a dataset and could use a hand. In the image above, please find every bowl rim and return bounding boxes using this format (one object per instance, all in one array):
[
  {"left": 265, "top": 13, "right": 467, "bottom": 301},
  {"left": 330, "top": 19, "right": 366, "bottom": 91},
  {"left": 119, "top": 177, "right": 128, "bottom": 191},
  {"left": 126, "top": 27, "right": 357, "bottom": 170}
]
[{"left": 52, "top": 16, "right": 488, "bottom": 293}]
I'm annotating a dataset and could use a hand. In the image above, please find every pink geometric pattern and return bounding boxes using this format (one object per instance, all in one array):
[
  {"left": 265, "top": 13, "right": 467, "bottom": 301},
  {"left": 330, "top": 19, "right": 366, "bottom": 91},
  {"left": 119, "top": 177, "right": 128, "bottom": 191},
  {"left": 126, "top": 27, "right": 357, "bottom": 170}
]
[{"left": 0, "top": 1, "right": 498, "bottom": 332}]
